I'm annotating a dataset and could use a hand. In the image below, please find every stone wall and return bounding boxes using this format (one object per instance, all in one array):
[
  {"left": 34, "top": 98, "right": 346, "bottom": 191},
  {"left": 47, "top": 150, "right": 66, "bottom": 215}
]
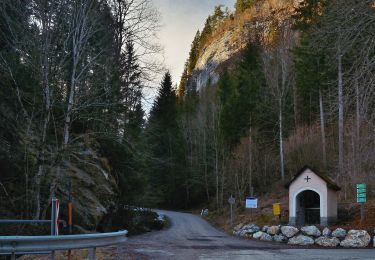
[{"left": 233, "top": 223, "right": 374, "bottom": 248}]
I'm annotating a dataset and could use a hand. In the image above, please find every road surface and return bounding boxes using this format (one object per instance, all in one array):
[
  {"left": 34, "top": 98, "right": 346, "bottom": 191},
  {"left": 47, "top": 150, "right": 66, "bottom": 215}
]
[{"left": 110, "top": 210, "right": 374, "bottom": 260}]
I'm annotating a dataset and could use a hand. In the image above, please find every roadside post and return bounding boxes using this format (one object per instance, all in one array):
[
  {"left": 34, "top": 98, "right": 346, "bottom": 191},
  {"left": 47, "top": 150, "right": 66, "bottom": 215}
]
[
  {"left": 272, "top": 203, "right": 281, "bottom": 223},
  {"left": 68, "top": 181, "right": 74, "bottom": 234},
  {"left": 67, "top": 181, "right": 75, "bottom": 260},
  {"left": 51, "top": 197, "right": 60, "bottom": 260},
  {"left": 356, "top": 183, "right": 366, "bottom": 223},
  {"left": 51, "top": 197, "right": 60, "bottom": 236},
  {"left": 228, "top": 195, "right": 235, "bottom": 227}
]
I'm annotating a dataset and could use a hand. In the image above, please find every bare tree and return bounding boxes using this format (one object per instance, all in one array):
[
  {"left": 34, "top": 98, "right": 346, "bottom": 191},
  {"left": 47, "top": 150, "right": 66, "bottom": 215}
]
[{"left": 262, "top": 22, "right": 296, "bottom": 182}]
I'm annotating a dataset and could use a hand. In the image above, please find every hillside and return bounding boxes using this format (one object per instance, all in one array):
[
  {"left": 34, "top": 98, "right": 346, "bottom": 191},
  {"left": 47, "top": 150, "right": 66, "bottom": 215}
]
[{"left": 175, "top": 0, "right": 375, "bottom": 216}]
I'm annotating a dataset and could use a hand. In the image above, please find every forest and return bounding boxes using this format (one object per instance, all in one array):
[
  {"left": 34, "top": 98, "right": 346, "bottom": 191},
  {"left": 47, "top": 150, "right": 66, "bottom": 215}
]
[{"left": 1, "top": 0, "right": 375, "bottom": 231}]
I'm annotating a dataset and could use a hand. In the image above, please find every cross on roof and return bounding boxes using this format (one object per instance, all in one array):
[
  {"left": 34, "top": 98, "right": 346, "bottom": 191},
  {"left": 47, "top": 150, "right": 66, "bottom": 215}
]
[{"left": 304, "top": 176, "right": 311, "bottom": 182}]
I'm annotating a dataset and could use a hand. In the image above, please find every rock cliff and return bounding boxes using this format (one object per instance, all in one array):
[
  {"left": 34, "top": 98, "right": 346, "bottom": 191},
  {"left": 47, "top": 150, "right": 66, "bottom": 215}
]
[{"left": 187, "top": 0, "right": 303, "bottom": 91}]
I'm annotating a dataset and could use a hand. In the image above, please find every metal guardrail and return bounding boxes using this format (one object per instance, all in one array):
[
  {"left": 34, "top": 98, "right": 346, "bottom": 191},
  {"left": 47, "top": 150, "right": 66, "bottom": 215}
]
[
  {"left": 0, "top": 230, "right": 128, "bottom": 260},
  {"left": 0, "top": 220, "right": 52, "bottom": 224}
]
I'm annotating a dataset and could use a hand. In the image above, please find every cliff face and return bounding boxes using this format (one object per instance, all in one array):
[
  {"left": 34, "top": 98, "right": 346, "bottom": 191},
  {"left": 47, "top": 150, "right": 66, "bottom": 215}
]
[{"left": 187, "top": 0, "right": 303, "bottom": 91}]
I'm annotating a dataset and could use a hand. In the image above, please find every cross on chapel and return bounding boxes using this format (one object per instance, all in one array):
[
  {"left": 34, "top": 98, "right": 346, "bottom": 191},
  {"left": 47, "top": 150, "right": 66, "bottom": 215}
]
[{"left": 304, "top": 176, "right": 311, "bottom": 182}]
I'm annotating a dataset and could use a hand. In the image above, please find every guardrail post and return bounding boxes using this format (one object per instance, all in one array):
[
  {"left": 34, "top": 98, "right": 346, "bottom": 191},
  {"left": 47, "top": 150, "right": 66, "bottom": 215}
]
[
  {"left": 51, "top": 198, "right": 56, "bottom": 236},
  {"left": 11, "top": 252, "right": 15, "bottom": 260},
  {"left": 89, "top": 247, "right": 96, "bottom": 260},
  {"left": 50, "top": 250, "right": 55, "bottom": 260}
]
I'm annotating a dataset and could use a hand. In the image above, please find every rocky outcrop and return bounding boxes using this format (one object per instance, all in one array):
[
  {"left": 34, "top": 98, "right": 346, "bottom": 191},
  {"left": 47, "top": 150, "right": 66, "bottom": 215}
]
[
  {"left": 332, "top": 228, "right": 346, "bottom": 238},
  {"left": 187, "top": 0, "right": 302, "bottom": 92},
  {"left": 315, "top": 236, "right": 340, "bottom": 247},
  {"left": 288, "top": 235, "right": 314, "bottom": 245},
  {"left": 301, "top": 226, "right": 321, "bottom": 237},
  {"left": 340, "top": 230, "right": 371, "bottom": 248},
  {"left": 281, "top": 226, "right": 299, "bottom": 238},
  {"left": 62, "top": 143, "right": 117, "bottom": 230}
]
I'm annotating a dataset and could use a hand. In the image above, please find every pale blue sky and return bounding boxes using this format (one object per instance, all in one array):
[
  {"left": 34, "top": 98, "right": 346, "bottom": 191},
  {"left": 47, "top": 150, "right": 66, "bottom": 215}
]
[{"left": 155, "top": 0, "right": 236, "bottom": 84}]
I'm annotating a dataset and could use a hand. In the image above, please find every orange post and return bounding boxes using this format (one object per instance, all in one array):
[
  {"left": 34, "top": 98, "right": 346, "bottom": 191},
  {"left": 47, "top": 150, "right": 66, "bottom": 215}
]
[{"left": 68, "top": 202, "right": 73, "bottom": 227}]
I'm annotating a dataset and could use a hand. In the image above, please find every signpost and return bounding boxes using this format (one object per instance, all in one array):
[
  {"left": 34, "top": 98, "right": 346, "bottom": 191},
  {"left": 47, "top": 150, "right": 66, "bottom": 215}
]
[
  {"left": 228, "top": 195, "right": 235, "bottom": 227},
  {"left": 356, "top": 184, "right": 366, "bottom": 222},
  {"left": 245, "top": 197, "right": 257, "bottom": 221}
]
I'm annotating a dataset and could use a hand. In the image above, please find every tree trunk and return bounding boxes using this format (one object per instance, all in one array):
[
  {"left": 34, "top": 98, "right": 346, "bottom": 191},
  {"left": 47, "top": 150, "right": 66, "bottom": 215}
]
[
  {"left": 203, "top": 129, "right": 210, "bottom": 202},
  {"left": 248, "top": 128, "right": 253, "bottom": 194},
  {"left": 338, "top": 53, "right": 344, "bottom": 177},
  {"left": 319, "top": 89, "right": 327, "bottom": 167},
  {"left": 279, "top": 100, "right": 285, "bottom": 181}
]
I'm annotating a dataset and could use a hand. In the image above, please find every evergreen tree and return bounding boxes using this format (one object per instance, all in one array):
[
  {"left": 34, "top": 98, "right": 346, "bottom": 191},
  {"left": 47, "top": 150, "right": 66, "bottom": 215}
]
[
  {"left": 145, "top": 72, "right": 186, "bottom": 207},
  {"left": 219, "top": 43, "right": 265, "bottom": 146},
  {"left": 235, "top": 0, "right": 255, "bottom": 14},
  {"left": 187, "top": 31, "right": 201, "bottom": 74}
]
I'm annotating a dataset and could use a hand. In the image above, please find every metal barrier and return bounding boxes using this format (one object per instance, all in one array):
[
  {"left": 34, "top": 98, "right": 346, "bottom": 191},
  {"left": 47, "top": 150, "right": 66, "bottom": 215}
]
[{"left": 0, "top": 230, "right": 128, "bottom": 260}]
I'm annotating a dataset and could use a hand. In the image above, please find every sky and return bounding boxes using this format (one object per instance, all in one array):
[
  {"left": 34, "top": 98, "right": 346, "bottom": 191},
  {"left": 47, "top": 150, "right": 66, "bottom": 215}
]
[{"left": 155, "top": 0, "right": 236, "bottom": 84}]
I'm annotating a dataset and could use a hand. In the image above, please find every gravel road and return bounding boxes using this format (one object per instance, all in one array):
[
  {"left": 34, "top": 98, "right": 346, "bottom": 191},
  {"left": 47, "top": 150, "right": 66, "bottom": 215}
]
[{"left": 111, "top": 210, "right": 375, "bottom": 260}]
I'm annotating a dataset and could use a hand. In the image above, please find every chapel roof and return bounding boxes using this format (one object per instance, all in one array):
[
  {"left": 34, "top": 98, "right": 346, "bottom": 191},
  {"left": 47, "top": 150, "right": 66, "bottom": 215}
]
[{"left": 286, "top": 165, "right": 341, "bottom": 191}]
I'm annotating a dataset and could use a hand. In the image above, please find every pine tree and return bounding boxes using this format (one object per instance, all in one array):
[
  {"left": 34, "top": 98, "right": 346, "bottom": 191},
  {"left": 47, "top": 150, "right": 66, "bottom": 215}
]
[{"left": 145, "top": 72, "right": 186, "bottom": 207}]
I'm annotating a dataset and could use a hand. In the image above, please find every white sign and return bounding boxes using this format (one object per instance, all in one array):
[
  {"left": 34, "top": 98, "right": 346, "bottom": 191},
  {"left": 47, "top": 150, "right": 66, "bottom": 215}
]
[{"left": 246, "top": 197, "right": 258, "bottom": 209}]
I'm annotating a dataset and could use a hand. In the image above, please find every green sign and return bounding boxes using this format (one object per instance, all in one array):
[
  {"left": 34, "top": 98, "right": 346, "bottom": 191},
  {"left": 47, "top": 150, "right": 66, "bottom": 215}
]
[
  {"left": 357, "top": 197, "right": 366, "bottom": 203},
  {"left": 356, "top": 184, "right": 366, "bottom": 204},
  {"left": 357, "top": 188, "right": 366, "bottom": 193},
  {"left": 356, "top": 184, "right": 366, "bottom": 189}
]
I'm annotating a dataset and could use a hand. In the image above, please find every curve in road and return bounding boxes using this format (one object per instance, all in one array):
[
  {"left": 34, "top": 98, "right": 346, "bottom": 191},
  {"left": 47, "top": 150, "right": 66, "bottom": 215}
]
[{"left": 112, "top": 210, "right": 374, "bottom": 260}]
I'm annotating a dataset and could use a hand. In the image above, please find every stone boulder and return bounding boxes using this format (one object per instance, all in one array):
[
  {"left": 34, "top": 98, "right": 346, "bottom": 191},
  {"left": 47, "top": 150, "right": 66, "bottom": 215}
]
[
  {"left": 242, "top": 224, "right": 260, "bottom": 234},
  {"left": 301, "top": 226, "right": 321, "bottom": 237},
  {"left": 234, "top": 223, "right": 244, "bottom": 231},
  {"left": 273, "top": 234, "right": 288, "bottom": 243},
  {"left": 288, "top": 235, "right": 315, "bottom": 245},
  {"left": 322, "top": 227, "right": 331, "bottom": 237},
  {"left": 262, "top": 225, "right": 269, "bottom": 232},
  {"left": 267, "top": 225, "right": 280, "bottom": 235},
  {"left": 332, "top": 228, "right": 346, "bottom": 238},
  {"left": 253, "top": 231, "right": 272, "bottom": 241},
  {"left": 238, "top": 229, "right": 254, "bottom": 237},
  {"left": 340, "top": 230, "right": 371, "bottom": 248},
  {"left": 315, "top": 236, "right": 340, "bottom": 247},
  {"left": 281, "top": 226, "right": 299, "bottom": 238}
]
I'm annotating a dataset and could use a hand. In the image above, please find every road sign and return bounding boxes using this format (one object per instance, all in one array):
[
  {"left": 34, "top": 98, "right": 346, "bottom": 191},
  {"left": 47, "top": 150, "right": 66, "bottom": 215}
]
[
  {"left": 356, "top": 183, "right": 367, "bottom": 222},
  {"left": 228, "top": 196, "right": 235, "bottom": 205},
  {"left": 357, "top": 197, "right": 366, "bottom": 203},
  {"left": 356, "top": 184, "right": 366, "bottom": 189},
  {"left": 357, "top": 193, "right": 366, "bottom": 198},
  {"left": 357, "top": 188, "right": 366, "bottom": 193},
  {"left": 246, "top": 197, "right": 258, "bottom": 209},
  {"left": 273, "top": 203, "right": 281, "bottom": 216}
]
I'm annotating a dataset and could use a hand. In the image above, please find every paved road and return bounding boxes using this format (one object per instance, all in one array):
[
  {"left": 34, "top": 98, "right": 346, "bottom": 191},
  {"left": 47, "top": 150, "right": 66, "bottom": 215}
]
[{"left": 113, "top": 210, "right": 374, "bottom": 260}]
